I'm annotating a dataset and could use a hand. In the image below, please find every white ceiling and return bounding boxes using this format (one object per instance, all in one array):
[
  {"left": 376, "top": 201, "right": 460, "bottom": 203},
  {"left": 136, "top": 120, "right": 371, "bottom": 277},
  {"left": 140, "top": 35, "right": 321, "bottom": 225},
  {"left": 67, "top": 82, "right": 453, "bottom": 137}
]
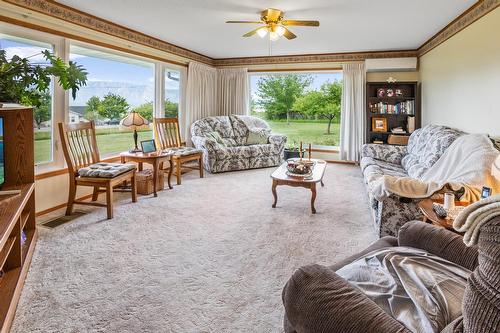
[{"left": 56, "top": 0, "right": 476, "bottom": 59}]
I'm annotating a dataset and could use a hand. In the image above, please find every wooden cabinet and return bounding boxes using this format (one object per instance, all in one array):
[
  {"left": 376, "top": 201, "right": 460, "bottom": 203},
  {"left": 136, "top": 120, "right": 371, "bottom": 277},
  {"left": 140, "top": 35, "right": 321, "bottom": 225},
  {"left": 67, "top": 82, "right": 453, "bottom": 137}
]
[{"left": 0, "top": 106, "right": 36, "bottom": 333}]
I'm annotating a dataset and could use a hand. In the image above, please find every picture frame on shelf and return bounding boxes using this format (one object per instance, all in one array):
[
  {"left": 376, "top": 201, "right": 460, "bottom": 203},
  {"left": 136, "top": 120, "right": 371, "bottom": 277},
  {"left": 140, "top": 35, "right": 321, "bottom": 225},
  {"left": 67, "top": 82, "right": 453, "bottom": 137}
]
[
  {"left": 372, "top": 117, "right": 388, "bottom": 132},
  {"left": 386, "top": 89, "right": 395, "bottom": 97},
  {"left": 395, "top": 89, "right": 403, "bottom": 97},
  {"left": 377, "top": 88, "right": 386, "bottom": 98}
]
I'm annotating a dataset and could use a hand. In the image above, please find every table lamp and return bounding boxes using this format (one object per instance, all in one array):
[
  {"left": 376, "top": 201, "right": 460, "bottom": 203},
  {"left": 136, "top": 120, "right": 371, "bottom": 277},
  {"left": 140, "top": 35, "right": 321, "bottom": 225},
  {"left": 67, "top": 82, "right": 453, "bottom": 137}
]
[{"left": 120, "top": 111, "right": 150, "bottom": 153}]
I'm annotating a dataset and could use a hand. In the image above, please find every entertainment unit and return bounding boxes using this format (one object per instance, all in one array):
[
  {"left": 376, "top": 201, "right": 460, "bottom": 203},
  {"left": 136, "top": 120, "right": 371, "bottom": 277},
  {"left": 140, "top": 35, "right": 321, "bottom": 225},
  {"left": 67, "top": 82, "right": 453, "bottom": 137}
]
[{"left": 0, "top": 106, "right": 35, "bottom": 332}]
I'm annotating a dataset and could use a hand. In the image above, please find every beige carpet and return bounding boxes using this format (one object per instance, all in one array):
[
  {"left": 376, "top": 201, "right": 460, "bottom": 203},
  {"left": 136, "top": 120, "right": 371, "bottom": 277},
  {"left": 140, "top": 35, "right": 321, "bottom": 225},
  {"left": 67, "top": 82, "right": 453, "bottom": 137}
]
[{"left": 12, "top": 164, "right": 377, "bottom": 333}]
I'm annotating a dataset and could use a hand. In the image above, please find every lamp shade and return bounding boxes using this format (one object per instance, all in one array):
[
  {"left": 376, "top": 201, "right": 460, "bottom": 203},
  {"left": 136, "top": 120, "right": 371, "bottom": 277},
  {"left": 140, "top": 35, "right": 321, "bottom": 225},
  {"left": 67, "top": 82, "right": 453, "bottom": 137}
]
[
  {"left": 493, "top": 155, "right": 500, "bottom": 181},
  {"left": 120, "top": 111, "right": 149, "bottom": 130}
]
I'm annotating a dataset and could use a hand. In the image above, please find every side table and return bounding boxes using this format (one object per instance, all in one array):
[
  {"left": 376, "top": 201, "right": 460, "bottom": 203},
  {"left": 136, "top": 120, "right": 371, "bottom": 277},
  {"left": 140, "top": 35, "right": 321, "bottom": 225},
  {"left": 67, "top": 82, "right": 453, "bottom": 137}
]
[
  {"left": 418, "top": 199, "right": 468, "bottom": 233},
  {"left": 120, "top": 151, "right": 173, "bottom": 197}
]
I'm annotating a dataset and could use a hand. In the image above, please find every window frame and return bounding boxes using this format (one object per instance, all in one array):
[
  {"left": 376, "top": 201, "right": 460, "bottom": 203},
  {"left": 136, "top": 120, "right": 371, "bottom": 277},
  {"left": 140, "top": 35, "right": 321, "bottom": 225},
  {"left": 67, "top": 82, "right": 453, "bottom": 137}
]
[
  {"left": 0, "top": 21, "right": 186, "bottom": 174},
  {"left": 248, "top": 70, "right": 343, "bottom": 149}
]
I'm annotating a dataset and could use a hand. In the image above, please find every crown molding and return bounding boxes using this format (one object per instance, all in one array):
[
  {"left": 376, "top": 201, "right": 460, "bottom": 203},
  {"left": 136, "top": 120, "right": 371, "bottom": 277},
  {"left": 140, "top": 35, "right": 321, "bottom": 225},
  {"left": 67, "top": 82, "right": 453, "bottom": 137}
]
[
  {"left": 2, "top": 0, "right": 498, "bottom": 67},
  {"left": 2, "top": 0, "right": 214, "bottom": 65},
  {"left": 418, "top": 0, "right": 500, "bottom": 56},
  {"left": 213, "top": 50, "right": 418, "bottom": 67}
]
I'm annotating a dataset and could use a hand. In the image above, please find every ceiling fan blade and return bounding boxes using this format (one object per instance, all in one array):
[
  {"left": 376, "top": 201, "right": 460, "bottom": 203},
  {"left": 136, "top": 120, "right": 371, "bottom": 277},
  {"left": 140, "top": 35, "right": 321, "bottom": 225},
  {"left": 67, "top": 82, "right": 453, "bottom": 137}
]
[
  {"left": 283, "top": 27, "right": 297, "bottom": 40},
  {"left": 261, "top": 8, "right": 283, "bottom": 22},
  {"left": 282, "top": 20, "right": 320, "bottom": 27},
  {"left": 242, "top": 27, "right": 265, "bottom": 37},
  {"left": 226, "top": 20, "right": 262, "bottom": 24}
]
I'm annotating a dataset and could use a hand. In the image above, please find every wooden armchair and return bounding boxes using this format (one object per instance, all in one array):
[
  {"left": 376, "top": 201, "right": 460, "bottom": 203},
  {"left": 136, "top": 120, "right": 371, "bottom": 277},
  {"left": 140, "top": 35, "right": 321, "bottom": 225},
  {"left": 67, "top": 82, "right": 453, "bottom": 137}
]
[
  {"left": 153, "top": 117, "right": 203, "bottom": 185},
  {"left": 58, "top": 121, "right": 137, "bottom": 219}
]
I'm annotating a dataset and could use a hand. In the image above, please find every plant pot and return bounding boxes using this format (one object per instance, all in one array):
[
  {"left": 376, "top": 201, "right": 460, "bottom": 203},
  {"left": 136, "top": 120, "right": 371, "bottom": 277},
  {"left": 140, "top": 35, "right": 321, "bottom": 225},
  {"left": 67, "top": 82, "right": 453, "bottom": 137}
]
[{"left": 284, "top": 149, "right": 306, "bottom": 160}]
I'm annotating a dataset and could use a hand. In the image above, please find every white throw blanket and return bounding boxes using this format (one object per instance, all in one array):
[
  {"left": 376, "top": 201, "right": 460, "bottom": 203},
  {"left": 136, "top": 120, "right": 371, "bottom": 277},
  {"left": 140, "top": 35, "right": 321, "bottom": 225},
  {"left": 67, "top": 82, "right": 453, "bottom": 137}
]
[
  {"left": 372, "top": 134, "right": 500, "bottom": 201},
  {"left": 454, "top": 194, "right": 500, "bottom": 246}
]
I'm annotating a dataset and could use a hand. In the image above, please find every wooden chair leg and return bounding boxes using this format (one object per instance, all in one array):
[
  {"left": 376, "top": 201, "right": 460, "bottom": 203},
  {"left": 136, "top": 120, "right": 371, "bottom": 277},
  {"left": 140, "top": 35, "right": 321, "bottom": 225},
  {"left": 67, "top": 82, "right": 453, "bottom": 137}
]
[
  {"left": 176, "top": 159, "right": 182, "bottom": 185},
  {"left": 92, "top": 186, "right": 100, "bottom": 201},
  {"left": 199, "top": 155, "right": 204, "bottom": 178},
  {"left": 106, "top": 183, "right": 114, "bottom": 219},
  {"left": 66, "top": 179, "right": 76, "bottom": 216},
  {"left": 131, "top": 172, "right": 137, "bottom": 203}
]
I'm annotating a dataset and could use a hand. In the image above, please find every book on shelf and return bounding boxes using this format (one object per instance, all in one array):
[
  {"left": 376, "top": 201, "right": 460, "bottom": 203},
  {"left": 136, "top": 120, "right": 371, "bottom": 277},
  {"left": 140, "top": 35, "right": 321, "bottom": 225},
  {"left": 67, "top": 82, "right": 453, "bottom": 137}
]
[
  {"left": 373, "top": 140, "right": 384, "bottom": 144},
  {"left": 391, "top": 127, "right": 407, "bottom": 134},
  {"left": 369, "top": 100, "right": 415, "bottom": 115}
]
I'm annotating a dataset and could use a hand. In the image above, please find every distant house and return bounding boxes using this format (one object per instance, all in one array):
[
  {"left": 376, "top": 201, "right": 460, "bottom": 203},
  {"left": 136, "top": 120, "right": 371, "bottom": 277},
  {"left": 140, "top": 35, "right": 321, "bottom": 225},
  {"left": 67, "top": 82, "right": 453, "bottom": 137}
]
[{"left": 68, "top": 106, "right": 86, "bottom": 123}]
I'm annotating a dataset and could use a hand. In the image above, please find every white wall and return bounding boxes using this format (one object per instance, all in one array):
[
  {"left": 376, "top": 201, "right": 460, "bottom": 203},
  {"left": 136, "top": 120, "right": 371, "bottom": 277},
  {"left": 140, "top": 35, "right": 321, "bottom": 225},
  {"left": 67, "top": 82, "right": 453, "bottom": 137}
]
[{"left": 420, "top": 8, "right": 500, "bottom": 136}]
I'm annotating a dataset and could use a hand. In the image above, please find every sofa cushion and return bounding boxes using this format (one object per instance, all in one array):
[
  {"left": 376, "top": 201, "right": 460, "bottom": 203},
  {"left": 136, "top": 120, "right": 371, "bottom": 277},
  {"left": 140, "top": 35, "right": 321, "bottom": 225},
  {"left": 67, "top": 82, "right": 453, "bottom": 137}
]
[
  {"left": 402, "top": 125, "right": 464, "bottom": 179},
  {"left": 214, "top": 146, "right": 253, "bottom": 160},
  {"left": 191, "top": 116, "right": 235, "bottom": 139},
  {"left": 246, "top": 127, "right": 270, "bottom": 145}
]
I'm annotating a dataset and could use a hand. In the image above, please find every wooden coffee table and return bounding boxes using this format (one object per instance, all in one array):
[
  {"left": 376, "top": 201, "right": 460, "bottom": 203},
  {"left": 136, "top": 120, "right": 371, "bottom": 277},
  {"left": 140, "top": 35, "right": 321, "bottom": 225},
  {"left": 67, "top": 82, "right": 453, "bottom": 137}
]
[
  {"left": 120, "top": 151, "right": 174, "bottom": 197},
  {"left": 271, "top": 159, "right": 326, "bottom": 214}
]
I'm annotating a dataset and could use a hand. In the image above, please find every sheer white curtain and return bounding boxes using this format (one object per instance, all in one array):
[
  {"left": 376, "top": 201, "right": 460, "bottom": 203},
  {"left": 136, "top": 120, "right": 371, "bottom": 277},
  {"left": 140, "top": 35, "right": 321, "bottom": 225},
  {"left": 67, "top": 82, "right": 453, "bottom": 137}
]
[
  {"left": 184, "top": 62, "right": 218, "bottom": 142},
  {"left": 340, "top": 62, "right": 366, "bottom": 162},
  {"left": 217, "top": 68, "right": 249, "bottom": 116}
]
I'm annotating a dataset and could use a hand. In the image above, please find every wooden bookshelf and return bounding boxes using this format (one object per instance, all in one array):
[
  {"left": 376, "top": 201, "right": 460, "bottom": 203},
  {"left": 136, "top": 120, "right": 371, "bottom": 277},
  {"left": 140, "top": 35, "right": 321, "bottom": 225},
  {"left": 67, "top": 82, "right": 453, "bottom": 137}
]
[
  {"left": 0, "top": 106, "right": 36, "bottom": 333},
  {"left": 366, "top": 82, "right": 421, "bottom": 145}
]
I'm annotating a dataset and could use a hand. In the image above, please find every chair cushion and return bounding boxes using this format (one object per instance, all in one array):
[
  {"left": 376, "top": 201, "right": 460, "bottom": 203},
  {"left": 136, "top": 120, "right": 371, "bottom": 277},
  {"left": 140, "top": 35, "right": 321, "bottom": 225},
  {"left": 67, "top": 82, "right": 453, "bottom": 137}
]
[
  {"left": 78, "top": 162, "right": 135, "bottom": 178},
  {"left": 166, "top": 147, "right": 203, "bottom": 157}
]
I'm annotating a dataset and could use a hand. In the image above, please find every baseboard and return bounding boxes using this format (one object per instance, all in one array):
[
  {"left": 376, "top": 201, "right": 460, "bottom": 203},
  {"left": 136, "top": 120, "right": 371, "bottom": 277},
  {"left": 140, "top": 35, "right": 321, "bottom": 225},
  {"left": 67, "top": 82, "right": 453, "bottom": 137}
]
[{"left": 35, "top": 193, "right": 93, "bottom": 217}]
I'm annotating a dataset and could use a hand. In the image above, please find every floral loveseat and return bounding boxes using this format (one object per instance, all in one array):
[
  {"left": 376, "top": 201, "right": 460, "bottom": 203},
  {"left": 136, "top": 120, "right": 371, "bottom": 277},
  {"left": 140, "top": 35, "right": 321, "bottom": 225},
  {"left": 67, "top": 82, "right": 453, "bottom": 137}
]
[
  {"left": 190, "top": 115, "right": 287, "bottom": 173},
  {"left": 361, "top": 124, "right": 464, "bottom": 237}
]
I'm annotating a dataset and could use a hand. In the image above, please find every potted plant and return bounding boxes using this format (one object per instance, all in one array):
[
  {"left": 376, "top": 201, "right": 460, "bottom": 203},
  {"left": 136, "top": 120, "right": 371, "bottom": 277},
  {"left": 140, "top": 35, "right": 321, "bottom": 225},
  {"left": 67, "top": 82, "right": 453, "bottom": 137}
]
[
  {"left": 0, "top": 49, "right": 87, "bottom": 108},
  {"left": 284, "top": 141, "right": 306, "bottom": 160}
]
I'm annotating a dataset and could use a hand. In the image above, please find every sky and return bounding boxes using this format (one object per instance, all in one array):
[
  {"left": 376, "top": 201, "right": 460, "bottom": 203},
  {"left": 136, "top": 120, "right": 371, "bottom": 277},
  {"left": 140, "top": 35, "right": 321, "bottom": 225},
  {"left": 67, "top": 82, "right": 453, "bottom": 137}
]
[{"left": 1, "top": 37, "right": 180, "bottom": 107}]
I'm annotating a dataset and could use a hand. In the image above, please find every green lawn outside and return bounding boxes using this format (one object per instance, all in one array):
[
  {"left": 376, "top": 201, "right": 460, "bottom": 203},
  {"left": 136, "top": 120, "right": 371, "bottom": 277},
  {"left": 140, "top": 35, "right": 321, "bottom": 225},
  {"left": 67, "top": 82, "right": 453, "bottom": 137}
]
[
  {"left": 34, "top": 129, "right": 153, "bottom": 164},
  {"left": 34, "top": 119, "right": 340, "bottom": 163}
]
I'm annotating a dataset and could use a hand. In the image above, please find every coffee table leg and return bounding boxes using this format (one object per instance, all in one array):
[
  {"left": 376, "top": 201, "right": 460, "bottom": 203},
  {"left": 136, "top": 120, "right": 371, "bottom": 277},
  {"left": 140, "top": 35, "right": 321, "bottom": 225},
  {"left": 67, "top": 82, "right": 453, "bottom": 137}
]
[
  {"left": 311, "top": 183, "right": 317, "bottom": 214},
  {"left": 272, "top": 180, "right": 278, "bottom": 208}
]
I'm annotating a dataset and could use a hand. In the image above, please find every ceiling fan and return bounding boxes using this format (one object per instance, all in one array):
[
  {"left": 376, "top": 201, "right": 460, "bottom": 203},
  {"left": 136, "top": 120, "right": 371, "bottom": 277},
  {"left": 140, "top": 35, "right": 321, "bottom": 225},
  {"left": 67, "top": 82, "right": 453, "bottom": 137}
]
[{"left": 226, "top": 8, "right": 320, "bottom": 41}]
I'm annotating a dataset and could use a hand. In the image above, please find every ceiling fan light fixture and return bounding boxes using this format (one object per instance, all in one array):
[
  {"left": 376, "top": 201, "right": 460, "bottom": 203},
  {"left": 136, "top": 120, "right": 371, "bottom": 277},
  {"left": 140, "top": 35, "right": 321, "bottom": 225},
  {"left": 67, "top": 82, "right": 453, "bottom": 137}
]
[
  {"left": 275, "top": 25, "right": 286, "bottom": 37},
  {"left": 269, "top": 31, "right": 280, "bottom": 41},
  {"left": 257, "top": 27, "right": 268, "bottom": 38}
]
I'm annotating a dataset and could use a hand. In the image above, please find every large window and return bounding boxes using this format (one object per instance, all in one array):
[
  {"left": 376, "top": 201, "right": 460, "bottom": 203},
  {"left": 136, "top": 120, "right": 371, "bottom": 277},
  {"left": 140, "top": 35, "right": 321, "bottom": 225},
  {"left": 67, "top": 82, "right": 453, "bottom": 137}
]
[
  {"left": 69, "top": 45, "right": 155, "bottom": 156},
  {"left": 250, "top": 72, "right": 343, "bottom": 147},
  {"left": 164, "top": 68, "right": 180, "bottom": 117},
  {"left": 0, "top": 34, "right": 54, "bottom": 164}
]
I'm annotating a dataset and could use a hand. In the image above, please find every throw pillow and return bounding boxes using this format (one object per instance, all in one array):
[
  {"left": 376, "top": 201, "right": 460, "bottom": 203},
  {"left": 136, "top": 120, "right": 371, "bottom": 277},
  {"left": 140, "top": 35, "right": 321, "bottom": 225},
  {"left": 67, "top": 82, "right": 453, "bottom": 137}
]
[
  {"left": 206, "top": 131, "right": 225, "bottom": 146},
  {"left": 246, "top": 127, "right": 270, "bottom": 145}
]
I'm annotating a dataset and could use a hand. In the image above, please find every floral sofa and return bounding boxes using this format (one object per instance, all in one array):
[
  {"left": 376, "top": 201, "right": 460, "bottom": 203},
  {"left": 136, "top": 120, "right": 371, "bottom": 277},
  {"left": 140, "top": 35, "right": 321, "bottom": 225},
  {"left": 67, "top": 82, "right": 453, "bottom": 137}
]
[
  {"left": 361, "top": 124, "right": 464, "bottom": 237},
  {"left": 190, "top": 115, "right": 287, "bottom": 173}
]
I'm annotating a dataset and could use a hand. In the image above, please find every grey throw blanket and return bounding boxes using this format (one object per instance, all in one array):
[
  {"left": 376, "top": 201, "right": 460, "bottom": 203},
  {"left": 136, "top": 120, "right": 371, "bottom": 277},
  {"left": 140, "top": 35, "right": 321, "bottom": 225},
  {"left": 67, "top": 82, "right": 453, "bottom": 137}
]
[{"left": 337, "top": 247, "right": 471, "bottom": 333}]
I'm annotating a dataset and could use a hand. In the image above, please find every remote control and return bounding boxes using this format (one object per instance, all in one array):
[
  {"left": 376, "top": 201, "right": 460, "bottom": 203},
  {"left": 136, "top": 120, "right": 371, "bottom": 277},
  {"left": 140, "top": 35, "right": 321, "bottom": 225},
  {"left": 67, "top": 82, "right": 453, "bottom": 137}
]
[{"left": 432, "top": 203, "right": 448, "bottom": 219}]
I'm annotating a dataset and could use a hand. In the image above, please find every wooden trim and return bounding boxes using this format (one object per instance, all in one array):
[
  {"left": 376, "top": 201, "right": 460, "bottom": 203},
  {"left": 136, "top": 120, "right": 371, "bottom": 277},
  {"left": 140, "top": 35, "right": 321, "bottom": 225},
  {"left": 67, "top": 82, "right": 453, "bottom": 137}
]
[
  {"left": 35, "top": 194, "right": 93, "bottom": 217},
  {"left": 214, "top": 50, "right": 418, "bottom": 67},
  {"left": 35, "top": 156, "right": 121, "bottom": 180},
  {"left": 248, "top": 67, "right": 342, "bottom": 73},
  {"left": 418, "top": 0, "right": 500, "bottom": 56},
  {"left": 3, "top": 0, "right": 212, "bottom": 65},
  {"left": 0, "top": 15, "right": 187, "bottom": 67},
  {"left": 325, "top": 160, "right": 356, "bottom": 165},
  {"left": 311, "top": 148, "right": 339, "bottom": 154}
]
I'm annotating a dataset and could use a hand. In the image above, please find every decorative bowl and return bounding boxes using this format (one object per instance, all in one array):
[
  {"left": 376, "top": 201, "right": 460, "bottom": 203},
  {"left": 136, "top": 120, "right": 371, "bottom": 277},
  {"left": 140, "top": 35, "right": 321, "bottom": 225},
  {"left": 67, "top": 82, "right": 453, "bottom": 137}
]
[{"left": 286, "top": 159, "right": 313, "bottom": 175}]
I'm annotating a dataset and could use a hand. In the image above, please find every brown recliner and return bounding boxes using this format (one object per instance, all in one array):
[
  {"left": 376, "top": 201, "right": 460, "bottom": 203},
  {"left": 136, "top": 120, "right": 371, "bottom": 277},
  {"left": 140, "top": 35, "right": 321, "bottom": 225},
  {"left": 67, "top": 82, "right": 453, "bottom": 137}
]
[{"left": 283, "top": 217, "right": 500, "bottom": 333}]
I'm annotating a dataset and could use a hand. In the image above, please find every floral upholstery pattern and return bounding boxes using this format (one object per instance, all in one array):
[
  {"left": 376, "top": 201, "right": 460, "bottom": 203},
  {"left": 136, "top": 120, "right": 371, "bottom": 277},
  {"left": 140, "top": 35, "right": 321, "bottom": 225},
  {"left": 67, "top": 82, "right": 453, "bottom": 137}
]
[
  {"left": 361, "top": 125, "right": 464, "bottom": 237},
  {"left": 191, "top": 115, "right": 287, "bottom": 173}
]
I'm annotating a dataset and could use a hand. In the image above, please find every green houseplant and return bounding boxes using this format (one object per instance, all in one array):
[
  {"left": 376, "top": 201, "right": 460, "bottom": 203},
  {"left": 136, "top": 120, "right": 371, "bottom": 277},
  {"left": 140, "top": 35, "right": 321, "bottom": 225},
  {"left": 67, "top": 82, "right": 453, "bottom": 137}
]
[{"left": 0, "top": 49, "right": 88, "bottom": 107}]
